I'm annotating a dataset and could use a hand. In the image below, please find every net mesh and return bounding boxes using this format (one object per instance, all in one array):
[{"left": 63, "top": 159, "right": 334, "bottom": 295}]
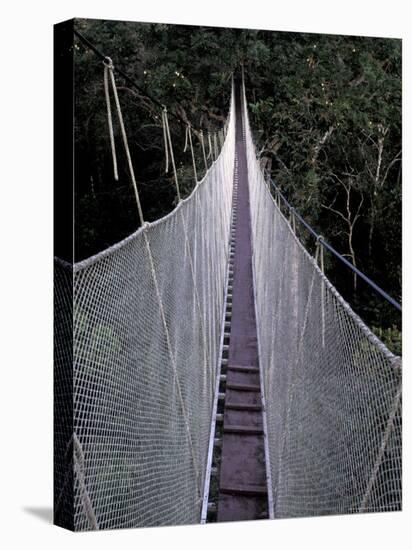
[
  {"left": 243, "top": 87, "right": 402, "bottom": 518},
  {"left": 55, "top": 91, "right": 235, "bottom": 531},
  {"left": 54, "top": 79, "right": 402, "bottom": 530}
]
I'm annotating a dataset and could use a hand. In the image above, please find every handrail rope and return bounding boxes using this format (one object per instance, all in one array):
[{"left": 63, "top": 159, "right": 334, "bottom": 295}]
[
  {"left": 267, "top": 176, "right": 401, "bottom": 312},
  {"left": 103, "top": 57, "right": 144, "bottom": 225}
]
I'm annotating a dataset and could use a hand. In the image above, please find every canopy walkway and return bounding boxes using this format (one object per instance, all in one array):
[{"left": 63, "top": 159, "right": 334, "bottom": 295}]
[{"left": 54, "top": 66, "right": 402, "bottom": 530}]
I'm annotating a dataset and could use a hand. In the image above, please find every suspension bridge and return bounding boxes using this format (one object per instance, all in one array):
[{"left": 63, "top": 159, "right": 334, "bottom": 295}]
[{"left": 54, "top": 43, "right": 402, "bottom": 530}]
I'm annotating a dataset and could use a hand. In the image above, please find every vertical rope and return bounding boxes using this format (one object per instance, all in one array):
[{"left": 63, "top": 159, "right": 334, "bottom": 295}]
[
  {"left": 317, "top": 236, "right": 326, "bottom": 349},
  {"left": 103, "top": 63, "right": 118, "bottom": 181},
  {"left": 162, "top": 109, "right": 169, "bottom": 174},
  {"left": 187, "top": 124, "right": 198, "bottom": 183},
  {"left": 200, "top": 130, "right": 208, "bottom": 172},
  {"left": 163, "top": 107, "right": 181, "bottom": 201},
  {"left": 183, "top": 124, "right": 189, "bottom": 152},
  {"left": 103, "top": 57, "right": 144, "bottom": 225},
  {"left": 290, "top": 208, "right": 296, "bottom": 234},
  {"left": 207, "top": 132, "right": 213, "bottom": 161}
]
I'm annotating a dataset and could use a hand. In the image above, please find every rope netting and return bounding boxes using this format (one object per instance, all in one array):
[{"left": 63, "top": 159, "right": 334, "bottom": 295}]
[
  {"left": 54, "top": 87, "right": 235, "bottom": 531},
  {"left": 54, "top": 67, "right": 401, "bottom": 530},
  {"left": 242, "top": 83, "right": 402, "bottom": 518}
]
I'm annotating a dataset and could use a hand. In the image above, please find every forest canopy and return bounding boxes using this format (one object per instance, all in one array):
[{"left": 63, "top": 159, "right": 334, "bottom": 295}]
[{"left": 73, "top": 19, "right": 401, "bottom": 352}]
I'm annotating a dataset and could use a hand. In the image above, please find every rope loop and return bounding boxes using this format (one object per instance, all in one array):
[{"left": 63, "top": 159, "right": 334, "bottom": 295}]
[{"left": 103, "top": 56, "right": 114, "bottom": 69}]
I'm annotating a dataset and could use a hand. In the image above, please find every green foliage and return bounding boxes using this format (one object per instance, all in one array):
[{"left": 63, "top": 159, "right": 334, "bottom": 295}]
[{"left": 73, "top": 19, "right": 401, "bottom": 352}]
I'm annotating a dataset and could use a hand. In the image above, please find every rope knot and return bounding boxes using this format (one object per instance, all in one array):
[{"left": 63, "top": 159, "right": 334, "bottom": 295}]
[{"left": 103, "top": 56, "right": 114, "bottom": 70}]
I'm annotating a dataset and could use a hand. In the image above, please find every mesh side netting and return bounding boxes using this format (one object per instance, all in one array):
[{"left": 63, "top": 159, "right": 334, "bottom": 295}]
[
  {"left": 243, "top": 90, "right": 402, "bottom": 518},
  {"left": 55, "top": 91, "right": 235, "bottom": 531}
]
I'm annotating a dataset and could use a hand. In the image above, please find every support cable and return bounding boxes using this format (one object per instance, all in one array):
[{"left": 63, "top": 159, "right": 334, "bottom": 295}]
[{"left": 269, "top": 178, "right": 401, "bottom": 312}]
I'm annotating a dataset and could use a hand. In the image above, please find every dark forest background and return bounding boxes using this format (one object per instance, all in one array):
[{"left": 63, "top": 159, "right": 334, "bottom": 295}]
[{"left": 73, "top": 19, "right": 401, "bottom": 353}]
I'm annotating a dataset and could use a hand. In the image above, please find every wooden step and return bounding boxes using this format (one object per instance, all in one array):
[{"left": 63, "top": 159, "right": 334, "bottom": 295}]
[
  {"left": 225, "top": 403, "right": 262, "bottom": 412},
  {"left": 220, "top": 484, "right": 267, "bottom": 497},
  {"left": 227, "top": 365, "right": 260, "bottom": 374},
  {"left": 226, "top": 382, "right": 261, "bottom": 392},
  {"left": 223, "top": 425, "right": 263, "bottom": 435}
]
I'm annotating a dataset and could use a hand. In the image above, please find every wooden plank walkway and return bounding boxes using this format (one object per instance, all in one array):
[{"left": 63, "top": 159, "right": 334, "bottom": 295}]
[{"left": 217, "top": 82, "right": 269, "bottom": 522}]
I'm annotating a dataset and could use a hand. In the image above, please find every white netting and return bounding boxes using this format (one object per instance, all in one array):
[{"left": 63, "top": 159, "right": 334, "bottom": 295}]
[
  {"left": 55, "top": 90, "right": 235, "bottom": 531},
  {"left": 54, "top": 78, "right": 401, "bottom": 530},
  {"left": 243, "top": 86, "right": 402, "bottom": 518}
]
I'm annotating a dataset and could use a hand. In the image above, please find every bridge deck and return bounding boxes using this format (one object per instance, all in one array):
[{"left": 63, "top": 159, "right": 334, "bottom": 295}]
[{"left": 217, "top": 84, "right": 268, "bottom": 522}]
